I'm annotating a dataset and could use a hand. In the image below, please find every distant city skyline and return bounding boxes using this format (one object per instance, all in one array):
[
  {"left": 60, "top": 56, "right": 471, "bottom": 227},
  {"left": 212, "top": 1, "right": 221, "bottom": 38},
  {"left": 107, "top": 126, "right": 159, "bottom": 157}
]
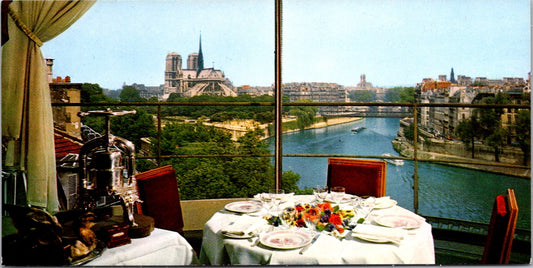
[{"left": 41, "top": 0, "right": 531, "bottom": 90}]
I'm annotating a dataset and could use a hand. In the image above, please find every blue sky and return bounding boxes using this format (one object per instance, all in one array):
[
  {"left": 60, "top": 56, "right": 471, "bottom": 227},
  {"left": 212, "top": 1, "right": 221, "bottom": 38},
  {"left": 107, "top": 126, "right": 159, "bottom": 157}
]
[{"left": 41, "top": 0, "right": 531, "bottom": 90}]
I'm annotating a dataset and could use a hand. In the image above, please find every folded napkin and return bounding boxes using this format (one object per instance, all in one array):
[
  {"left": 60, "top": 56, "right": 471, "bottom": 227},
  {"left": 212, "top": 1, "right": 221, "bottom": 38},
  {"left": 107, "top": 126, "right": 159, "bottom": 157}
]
[
  {"left": 221, "top": 215, "right": 264, "bottom": 236},
  {"left": 352, "top": 224, "right": 406, "bottom": 244}
]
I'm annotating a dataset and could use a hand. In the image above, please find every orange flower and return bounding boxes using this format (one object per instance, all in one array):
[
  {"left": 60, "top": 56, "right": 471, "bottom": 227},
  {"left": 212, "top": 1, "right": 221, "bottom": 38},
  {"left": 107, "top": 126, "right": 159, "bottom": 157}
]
[
  {"left": 328, "top": 214, "right": 343, "bottom": 225},
  {"left": 308, "top": 207, "right": 320, "bottom": 216},
  {"left": 317, "top": 202, "right": 332, "bottom": 211},
  {"left": 302, "top": 211, "right": 320, "bottom": 222}
]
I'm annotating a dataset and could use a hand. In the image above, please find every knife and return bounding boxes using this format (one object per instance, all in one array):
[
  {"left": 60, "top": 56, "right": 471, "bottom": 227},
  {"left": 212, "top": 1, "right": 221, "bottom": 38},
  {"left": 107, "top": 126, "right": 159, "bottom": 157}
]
[{"left": 299, "top": 233, "right": 320, "bottom": 254}]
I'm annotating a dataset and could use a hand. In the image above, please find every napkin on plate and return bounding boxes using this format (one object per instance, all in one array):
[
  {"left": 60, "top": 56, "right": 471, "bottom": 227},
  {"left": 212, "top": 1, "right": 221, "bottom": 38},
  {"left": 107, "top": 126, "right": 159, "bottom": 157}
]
[
  {"left": 352, "top": 224, "right": 406, "bottom": 244},
  {"left": 221, "top": 215, "right": 264, "bottom": 236}
]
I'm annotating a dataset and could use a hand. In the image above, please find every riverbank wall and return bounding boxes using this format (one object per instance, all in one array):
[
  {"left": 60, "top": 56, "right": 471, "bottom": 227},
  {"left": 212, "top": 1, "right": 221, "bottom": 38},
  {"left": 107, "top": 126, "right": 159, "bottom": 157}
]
[
  {"left": 281, "top": 117, "right": 363, "bottom": 135},
  {"left": 394, "top": 120, "right": 531, "bottom": 178},
  {"left": 207, "top": 117, "right": 364, "bottom": 141}
]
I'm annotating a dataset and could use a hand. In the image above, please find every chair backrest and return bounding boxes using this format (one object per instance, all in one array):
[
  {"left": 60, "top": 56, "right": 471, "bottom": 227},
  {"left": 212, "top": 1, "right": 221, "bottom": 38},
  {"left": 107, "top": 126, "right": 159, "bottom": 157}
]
[
  {"left": 481, "top": 188, "right": 518, "bottom": 264},
  {"left": 135, "top": 165, "right": 184, "bottom": 234},
  {"left": 327, "top": 158, "right": 387, "bottom": 197}
]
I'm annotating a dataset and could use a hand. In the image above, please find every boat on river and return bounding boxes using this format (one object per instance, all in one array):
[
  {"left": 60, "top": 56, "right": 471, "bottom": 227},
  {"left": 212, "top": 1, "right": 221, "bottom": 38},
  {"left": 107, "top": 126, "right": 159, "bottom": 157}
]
[
  {"left": 382, "top": 153, "right": 404, "bottom": 165},
  {"left": 351, "top": 126, "right": 366, "bottom": 133}
]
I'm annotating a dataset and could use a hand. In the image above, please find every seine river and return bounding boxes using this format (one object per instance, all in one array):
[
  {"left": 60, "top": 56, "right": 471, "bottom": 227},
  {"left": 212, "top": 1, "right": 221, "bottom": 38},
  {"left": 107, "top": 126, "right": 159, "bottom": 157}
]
[{"left": 267, "top": 117, "right": 531, "bottom": 230}]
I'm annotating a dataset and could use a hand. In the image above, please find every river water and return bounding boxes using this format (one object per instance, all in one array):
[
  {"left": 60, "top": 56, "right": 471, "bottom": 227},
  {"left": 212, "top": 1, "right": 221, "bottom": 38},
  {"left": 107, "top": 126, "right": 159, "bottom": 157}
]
[{"left": 267, "top": 117, "right": 531, "bottom": 230}]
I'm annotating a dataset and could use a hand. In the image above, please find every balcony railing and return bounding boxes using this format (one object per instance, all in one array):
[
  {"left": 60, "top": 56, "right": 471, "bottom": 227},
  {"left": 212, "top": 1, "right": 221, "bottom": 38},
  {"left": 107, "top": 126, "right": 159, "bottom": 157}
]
[{"left": 52, "top": 100, "right": 530, "bottom": 219}]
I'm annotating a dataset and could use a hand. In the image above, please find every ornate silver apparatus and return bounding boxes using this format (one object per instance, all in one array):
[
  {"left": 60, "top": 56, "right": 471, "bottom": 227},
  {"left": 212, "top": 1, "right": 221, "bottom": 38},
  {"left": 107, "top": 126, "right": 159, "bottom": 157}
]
[{"left": 77, "top": 109, "right": 141, "bottom": 226}]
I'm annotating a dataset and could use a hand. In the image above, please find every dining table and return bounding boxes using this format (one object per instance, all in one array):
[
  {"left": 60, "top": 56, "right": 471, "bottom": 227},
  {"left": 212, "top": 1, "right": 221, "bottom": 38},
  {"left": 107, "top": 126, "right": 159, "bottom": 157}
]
[
  {"left": 199, "top": 194, "right": 435, "bottom": 265},
  {"left": 84, "top": 228, "right": 198, "bottom": 265}
]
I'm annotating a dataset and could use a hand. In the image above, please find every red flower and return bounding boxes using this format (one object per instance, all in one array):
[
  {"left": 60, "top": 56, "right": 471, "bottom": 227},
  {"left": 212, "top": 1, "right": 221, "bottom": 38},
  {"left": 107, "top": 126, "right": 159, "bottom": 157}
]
[
  {"left": 295, "top": 218, "right": 306, "bottom": 227},
  {"left": 328, "top": 214, "right": 343, "bottom": 225},
  {"left": 295, "top": 205, "right": 305, "bottom": 212}
]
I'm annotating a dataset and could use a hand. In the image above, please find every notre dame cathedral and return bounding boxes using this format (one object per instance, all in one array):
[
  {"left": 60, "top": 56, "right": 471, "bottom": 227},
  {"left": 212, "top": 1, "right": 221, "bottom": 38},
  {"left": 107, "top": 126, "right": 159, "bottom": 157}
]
[{"left": 163, "top": 35, "right": 237, "bottom": 99}]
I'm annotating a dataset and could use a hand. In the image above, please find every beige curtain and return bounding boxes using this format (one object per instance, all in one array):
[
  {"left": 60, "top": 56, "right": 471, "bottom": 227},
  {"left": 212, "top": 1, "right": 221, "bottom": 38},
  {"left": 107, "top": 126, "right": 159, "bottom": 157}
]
[{"left": 2, "top": 0, "right": 95, "bottom": 212}]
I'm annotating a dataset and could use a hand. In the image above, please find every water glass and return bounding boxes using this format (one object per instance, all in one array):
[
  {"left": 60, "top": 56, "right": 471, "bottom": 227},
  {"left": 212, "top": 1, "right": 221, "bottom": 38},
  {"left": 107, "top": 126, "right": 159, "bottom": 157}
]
[
  {"left": 313, "top": 185, "right": 328, "bottom": 203},
  {"left": 330, "top": 186, "right": 345, "bottom": 205},
  {"left": 361, "top": 196, "right": 376, "bottom": 218},
  {"left": 269, "top": 189, "right": 285, "bottom": 214}
]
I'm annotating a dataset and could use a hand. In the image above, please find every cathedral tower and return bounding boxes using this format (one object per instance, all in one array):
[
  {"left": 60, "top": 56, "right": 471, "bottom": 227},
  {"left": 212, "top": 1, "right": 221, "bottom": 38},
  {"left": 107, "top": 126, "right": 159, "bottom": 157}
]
[
  {"left": 450, "top": 68, "right": 456, "bottom": 84},
  {"left": 197, "top": 34, "right": 204, "bottom": 74}
]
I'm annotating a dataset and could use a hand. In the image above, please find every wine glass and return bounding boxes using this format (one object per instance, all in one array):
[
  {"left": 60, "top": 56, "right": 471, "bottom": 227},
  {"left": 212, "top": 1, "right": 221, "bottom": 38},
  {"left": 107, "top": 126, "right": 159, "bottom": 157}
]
[
  {"left": 330, "top": 186, "right": 345, "bottom": 206},
  {"left": 269, "top": 189, "right": 285, "bottom": 214},
  {"left": 313, "top": 185, "right": 328, "bottom": 204},
  {"left": 361, "top": 196, "right": 376, "bottom": 219},
  {"left": 259, "top": 192, "right": 273, "bottom": 215}
]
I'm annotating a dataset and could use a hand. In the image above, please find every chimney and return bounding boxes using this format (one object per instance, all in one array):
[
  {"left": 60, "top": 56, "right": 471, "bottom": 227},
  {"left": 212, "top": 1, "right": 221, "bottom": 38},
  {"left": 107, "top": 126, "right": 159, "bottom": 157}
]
[{"left": 45, "top": 58, "right": 54, "bottom": 83}]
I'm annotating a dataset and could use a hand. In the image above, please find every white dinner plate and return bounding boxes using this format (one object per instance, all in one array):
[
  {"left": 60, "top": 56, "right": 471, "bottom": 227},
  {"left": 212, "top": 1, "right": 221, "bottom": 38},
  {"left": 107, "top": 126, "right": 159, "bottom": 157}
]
[
  {"left": 375, "top": 214, "right": 423, "bottom": 229},
  {"left": 352, "top": 234, "right": 390, "bottom": 243},
  {"left": 224, "top": 201, "right": 262, "bottom": 213},
  {"left": 260, "top": 230, "right": 313, "bottom": 249},
  {"left": 374, "top": 199, "right": 397, "bottom": 209},
  {"left": 325, "top": 194, "right": 354, "bottom": 203}
]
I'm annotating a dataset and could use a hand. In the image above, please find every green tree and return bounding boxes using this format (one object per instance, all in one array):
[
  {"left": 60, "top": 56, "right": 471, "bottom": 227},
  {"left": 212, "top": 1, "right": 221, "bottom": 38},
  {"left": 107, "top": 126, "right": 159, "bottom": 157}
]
[
  {"left": 476, "top": 93, "right": 511, "bottom": 161},
  {"left": 514, "top": 109, "right": 530, "bottom": 165},
  {"left": 110, "top": 109, "right": 156, "bottom": 150},
  {"left": 120, "top": 86, "right": 145, "bottom": 102},
  {"left": 348, "top": 90, "right": 376, "bottom": 102},
  {"left": 156, "top": 122, "right": 299, "bottom": 200},
  {"left": 288, "top": 99, "right": 318, "bottom": 130},
  {"left": 81, "top": 83, "right": 116, "bottom": 103},
  {"left": 455, "top": 116, "right": 481, "bottom": 158},
  {"left": 80, "top": 83, "right": 118, "bottom": 134},
  {"left": 384, "top": 87, "right": 415, "bottom": 103}
]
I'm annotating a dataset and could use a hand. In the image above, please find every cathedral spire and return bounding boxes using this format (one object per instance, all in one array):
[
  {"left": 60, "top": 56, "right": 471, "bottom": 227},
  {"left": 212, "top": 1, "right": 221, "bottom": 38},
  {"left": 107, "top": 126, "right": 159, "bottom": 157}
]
[
  {"left": 197, "top": 34, "right": 204, "bottom": 73},
  {"left": 450, "top": 67, "right": 456, "bottom": 84}
]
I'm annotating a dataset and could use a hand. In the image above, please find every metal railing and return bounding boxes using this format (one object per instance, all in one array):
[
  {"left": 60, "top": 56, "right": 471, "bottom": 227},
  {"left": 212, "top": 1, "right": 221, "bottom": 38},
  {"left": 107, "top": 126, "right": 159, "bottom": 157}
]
[{"left": 53, "top": 100, "right": 531, "bottom": 240}]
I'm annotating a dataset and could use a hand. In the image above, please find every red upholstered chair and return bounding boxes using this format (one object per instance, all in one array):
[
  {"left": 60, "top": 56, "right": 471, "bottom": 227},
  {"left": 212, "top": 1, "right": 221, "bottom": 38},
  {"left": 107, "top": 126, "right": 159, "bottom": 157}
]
[
  {"left": 135, "top": 165, "right": 184, "bottom": 234},
  {"left": 327, "top": 158, "right": 387, "bottom": 197},
  {"left": 481, "top": 188, "right": 518, "bottom": 264}
]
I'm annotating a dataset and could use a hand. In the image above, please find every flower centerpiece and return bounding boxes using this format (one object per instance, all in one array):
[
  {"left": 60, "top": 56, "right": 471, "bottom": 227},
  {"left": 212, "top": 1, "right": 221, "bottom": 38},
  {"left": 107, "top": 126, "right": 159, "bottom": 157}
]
[{"left": 266, "top": 202, "right": 356, "bottom": 236}]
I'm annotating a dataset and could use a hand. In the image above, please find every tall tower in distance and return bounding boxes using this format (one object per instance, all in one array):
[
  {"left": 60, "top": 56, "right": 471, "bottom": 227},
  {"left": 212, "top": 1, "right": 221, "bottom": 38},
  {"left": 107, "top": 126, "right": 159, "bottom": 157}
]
[
  {"left": 197, "top": 34, "right": 204, "bottom": 74},
  {"left": 187, "top": 53, "right": 199, "bottom": 70},
  {"left": 165, "top": 52, "right": 182, "bottom": 94},
  {"left": 450, "top": 68, "right": 456, "bottom": 84}
]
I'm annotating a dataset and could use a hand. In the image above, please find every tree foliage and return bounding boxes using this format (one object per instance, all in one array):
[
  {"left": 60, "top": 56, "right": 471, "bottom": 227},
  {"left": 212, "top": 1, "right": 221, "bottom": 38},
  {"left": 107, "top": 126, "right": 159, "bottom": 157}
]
[
  {"left": 155, "top": 122, "right": 299, "bottom": 200},
  {"left": 475, "top": 93, "right": 511, "bottom": 162},
  {"left": 384, "top": 87, "right": 415, "bottom": 103},
  {"left": 455, "top": 116, "right": 481, "bottom": 158},
  {"left": 288, "top": 99, "right": 318, "bottom": 130},
  {"left": 349, "top": 90, "right": 376, "bottom": 102},
  {"left": 163, "top": 94, "right": 274, "bottom": 122},
  {"left": 514, "top": 109, "right": 530, "bottom": 165},
  {"left": 120, "top": 86, "right": 145, "bottom": 102}
]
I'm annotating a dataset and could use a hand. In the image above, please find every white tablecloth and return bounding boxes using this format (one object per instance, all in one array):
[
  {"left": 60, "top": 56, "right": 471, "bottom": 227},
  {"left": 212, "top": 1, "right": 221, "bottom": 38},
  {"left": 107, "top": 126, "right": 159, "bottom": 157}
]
[
  {"left": 86, "top": 228, "right": 198, "bottom": 265},
  {"left": 199, "top": 195, "right": 435, "bottom": 265}
]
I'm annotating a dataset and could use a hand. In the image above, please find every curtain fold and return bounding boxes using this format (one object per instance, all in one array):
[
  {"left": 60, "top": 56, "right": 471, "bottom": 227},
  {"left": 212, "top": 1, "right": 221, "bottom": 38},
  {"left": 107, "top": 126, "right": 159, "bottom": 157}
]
[{"left": 2, "top": 0, "right": 95, "bottom": 212}]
